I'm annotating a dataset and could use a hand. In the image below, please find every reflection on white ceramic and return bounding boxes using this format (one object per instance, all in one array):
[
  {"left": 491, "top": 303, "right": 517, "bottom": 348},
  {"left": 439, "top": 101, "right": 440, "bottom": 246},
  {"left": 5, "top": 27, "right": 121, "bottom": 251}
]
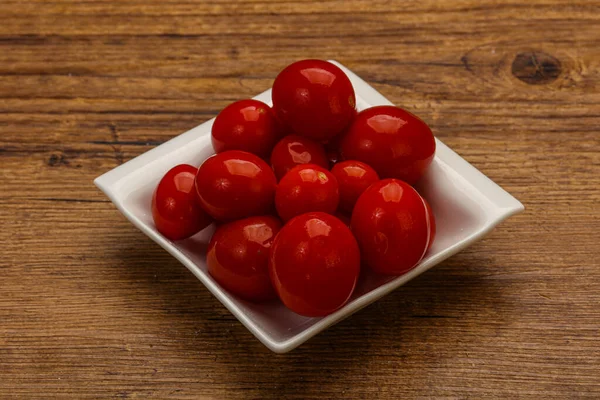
[{"left": 95, "top": 61, "right": 524, "bottom": 353}]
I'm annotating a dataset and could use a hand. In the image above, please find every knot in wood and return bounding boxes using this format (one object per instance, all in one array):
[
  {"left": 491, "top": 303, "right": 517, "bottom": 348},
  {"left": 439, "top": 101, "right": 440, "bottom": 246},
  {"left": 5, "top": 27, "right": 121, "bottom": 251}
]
[{"left": 511, "top": 51, "right": 561, "bottom": 85}]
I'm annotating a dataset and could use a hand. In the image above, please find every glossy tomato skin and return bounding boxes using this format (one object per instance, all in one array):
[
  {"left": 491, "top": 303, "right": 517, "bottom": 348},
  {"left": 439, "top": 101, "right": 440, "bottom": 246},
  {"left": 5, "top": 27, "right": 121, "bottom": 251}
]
[
  {"left": 195, "top": 150, "right": 277, "bottom": 222},
  {"left": 331, "top": 160, "right": 380, "bottom": 213},
  {"left": 272, "top": 59, "right": 356, "bottom": 142},
  {"left": 269, "top": 212, "right": 360, "bottom": 317},
  {"left": 351, "top": 179, "right": 430, "bottom": 275},
  {"left": 422, "top": 197, "right": 436, "bottom": 252},
  {"left": 340, "top": 106, "right": 436, "bottom": 185},
  {"left": 207, "top": 216, "right": 281, "bottom": 302},
  {"left": 152, "top": 164, "right": 213, "bottom": 240},
  {"left": 275, "top": 164, "right": 339, "bottom": 222},
  {"left": 211, "top": 99, "right": 279, "bottom": 159},
  {"left": 270, "top": 135, "right": 329, "bottom": 181}
]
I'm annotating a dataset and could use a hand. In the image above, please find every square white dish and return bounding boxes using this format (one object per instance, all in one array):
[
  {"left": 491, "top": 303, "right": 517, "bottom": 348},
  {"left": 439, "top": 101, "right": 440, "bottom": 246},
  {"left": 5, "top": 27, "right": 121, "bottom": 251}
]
[{"left": 94, "top": 61, "right": 524, "bottom": 353}]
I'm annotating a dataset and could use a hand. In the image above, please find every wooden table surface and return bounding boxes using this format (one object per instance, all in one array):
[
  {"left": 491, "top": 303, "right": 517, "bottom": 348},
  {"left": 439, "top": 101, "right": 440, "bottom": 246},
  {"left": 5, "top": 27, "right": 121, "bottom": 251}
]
[{"left": 1, "top": 1, "right": 599, "bottom": 398}]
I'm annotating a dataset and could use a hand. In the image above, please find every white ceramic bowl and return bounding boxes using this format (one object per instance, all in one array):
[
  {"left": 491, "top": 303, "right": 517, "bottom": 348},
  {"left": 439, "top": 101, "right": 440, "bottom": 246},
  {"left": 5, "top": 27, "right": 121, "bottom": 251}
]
[{"left": 95, "top": 61, "right": 524, "bottom": 353}]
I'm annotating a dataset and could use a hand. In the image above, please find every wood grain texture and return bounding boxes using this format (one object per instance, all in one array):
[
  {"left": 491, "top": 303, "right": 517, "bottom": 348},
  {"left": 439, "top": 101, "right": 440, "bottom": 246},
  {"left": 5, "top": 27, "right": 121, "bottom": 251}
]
[{"left": 1, "top": 0, "right": 599, "bottom": 398}]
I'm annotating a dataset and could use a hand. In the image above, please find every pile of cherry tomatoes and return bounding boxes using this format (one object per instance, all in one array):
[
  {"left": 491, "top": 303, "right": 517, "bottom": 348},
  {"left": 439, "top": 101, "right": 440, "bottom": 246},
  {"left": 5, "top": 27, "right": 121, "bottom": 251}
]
[{"left": 152, "top": 60, "right": 436, "bottom": 317}]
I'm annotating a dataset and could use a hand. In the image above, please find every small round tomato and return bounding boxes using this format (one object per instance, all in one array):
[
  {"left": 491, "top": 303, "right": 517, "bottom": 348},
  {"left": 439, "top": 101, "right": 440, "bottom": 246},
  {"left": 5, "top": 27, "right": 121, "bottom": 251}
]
[
  {"left": 272, "top": 59, "right": 356, "bottom": 141},
  {"left": 340, "top": 105, "right": 436, "bottom": 185},
  {"left": 269, "top": 212, "right": 360, "bottom": 316},
  {"left": 351, "top": 179, "right": 430, "bottom": 275},
  {"left": 270, "top": 135, "right": 329, "bottom": 180},
  {"left": 207, "top": 216, "right": 281, "bottom": 302},
  {"left": 211, "top": 99, "right": 279, "bottom": 159},
  {"left": 152, "top": 164, "right": 213, "bottom": 240},
  {"left": 195, "top": 150, "right": 277, "bottom": 221},
  {"left": 331, "top": 160, "right": 380, "bottom": 213},
  {"left": 422, "top": 196, "right": 436, "bottom": 252},
  {"left": 275, "top": 164, "right": 339, "bottom": 222}
]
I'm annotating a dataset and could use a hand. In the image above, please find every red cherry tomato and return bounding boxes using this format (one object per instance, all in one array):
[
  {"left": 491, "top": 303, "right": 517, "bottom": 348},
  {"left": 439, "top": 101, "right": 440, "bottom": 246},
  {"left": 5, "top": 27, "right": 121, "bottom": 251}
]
[
  {"left": 340, "top": 105, "right": 436, "bottom": 185},
  {"left": 272, "top": 59, "right": 356, "bottom": 142},
  {"left": 269, "top": 212, "right": 360, "bottom": 316},
  {"left": 195, "top": 150, "right": 277, "bottom": 221},
  {"left": 270, "top": 135, "right": 329, "bottom": 181},
  {"left": 207, "top": 215, "right": 281, "bottom": 302},
  {"left": 351, "top": 179, "right": 430, "bottom": 275},
  {"left": 152, "top": 164, "right": 213, "bottom": 240},
  {"left": 275, "top": 164, "right": 339, "bottom": 222},
  {"left": 422, "top": 197, "right": 436, "bottom": 252},
  {"left": 211, "top": 99, "right": 279, "bottom": 159},
  {"left": 331, "top": 160, "right": 380, "bottom": 213}
]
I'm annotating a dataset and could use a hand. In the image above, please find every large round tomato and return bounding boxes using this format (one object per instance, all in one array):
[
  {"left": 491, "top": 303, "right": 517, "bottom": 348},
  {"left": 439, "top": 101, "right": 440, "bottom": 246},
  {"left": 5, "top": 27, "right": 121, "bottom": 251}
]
[
  {"left": 211, "top": 99, "right": 279, "bottom": 159},
  {"left": 340, "top": 105, "right": 436, "bottom": 185},
  {"left": 269, "top": 212, "right": 360, "bottom": 317},
  {"left": 152, "top": 164, "right": 213, "bottom": 240},
  {"left": 275, "top": 164, "right": 339, "bottom": 222},
  {"left": 195, "top": 150, "right": 277, "bottom": 221},
  {"left": 351, "top": 179, "right": 430, "bottom": 275},
  {"left": 270, "top": 135, "right": 329, "bottom": 181},
  {"left": 207, "top": 215, "right": 281, "bottom": 302},
  {"left": 331, "top": 160, "right": 380, "bottom": 213},
  {"left": 272, "top": 59, "right": 356, "bottom": 142}
]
